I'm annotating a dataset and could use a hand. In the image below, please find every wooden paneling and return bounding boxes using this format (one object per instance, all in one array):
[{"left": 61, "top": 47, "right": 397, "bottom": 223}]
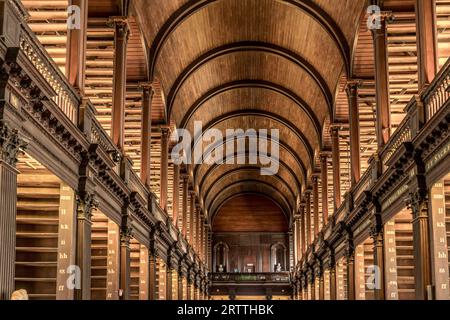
[
  {"left": 213, "top": 232, "right": 288, "bottom": 273},
  {"left": 15, "top": 168, "right": 63, "bottom": 300},
  {"left": 126, "top": 17, "right": 147, "bottom": 82},
  {"left": 212, "top": 195, "right": 287, "bottom": 233},
  {"left": 88, "top": 0, "right": 119, "bottom": 17}
]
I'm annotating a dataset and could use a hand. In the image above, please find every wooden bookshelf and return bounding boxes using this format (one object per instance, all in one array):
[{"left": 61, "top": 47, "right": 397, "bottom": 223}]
[
  {"left": 90, "top": 211, "right": 108, "bottom": 300},
  {"left": 15, "top": 169, "right": 62, "bottom": 300}
]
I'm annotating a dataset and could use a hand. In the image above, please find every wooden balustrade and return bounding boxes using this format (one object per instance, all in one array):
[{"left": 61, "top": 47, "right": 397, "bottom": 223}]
[
  {"left": 352, "top": 164, "right": 373, "bottom": 202},
  {"left": 423, "top": 58, "right": 450, "bottom": 121},
  {"left": 19, "top": 21, "right": 80, "bottom": 124},
  {"left": 210, "top": 272, "right": 291, "bottom": 283},
  {"left": 334, "top": 200, "right": 347, "bottom": 224},
  {"left": 296, "top": 59, "right": 450, "bottom": 277},
  {"left": 380, "top": 116, "right": 412, "bottom": 167}
]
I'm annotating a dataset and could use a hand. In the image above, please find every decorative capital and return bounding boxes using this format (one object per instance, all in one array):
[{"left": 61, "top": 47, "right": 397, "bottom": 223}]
[
  {"left": 326, "top": 247, "right": 335, "bottom": 269},
  {"left": 369, "top": 11, "right": 395, "bottom": 35},
  {"left": 160, "top": 126, "right": 171, "bottom": 139},
  {"left": 138, "top": 81, "right": 153, "bottom": 90},
  {"left": 345, "top": 79, "right": 362, "bottom": 97},
  {"left": 369, "top": 213, "right": 383, "bottom": 240},
  {"left": 406, "top": 191, "right": 428, "bottom": 220},
  {"left": 344, "top": 237, "right": 354, "bottom": 259},
  {"left": 76, "top": 193, "right": 98, "bottom": 221},
  {"left": 307, "top": 269, "right": 315, "bottom": 284},
  {"left": 319, "top": 151, "right": 331, "bottom": 159},
  {"left": 107, "top": 16, "right": 130, "bottom": 35},
  {"left": 0, "top": 122, "right": 27, "bottom": 167},
  {"left": 329, "top": 125, "right": 339, "bottom": 135},
  {"left": 312, "top": 174, "right": 319, "bottom": 183},
  {"left": 120, "top": 225, "right": 133, "bottom": 245}
]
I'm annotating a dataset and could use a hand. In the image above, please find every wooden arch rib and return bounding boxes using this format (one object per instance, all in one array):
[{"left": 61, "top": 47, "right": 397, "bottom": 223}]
[
  {"left": 166, "top": 42, "right": 333, "bottom": 118},
  {"left": 211, "top": 192, "right": 290, "bottom": 225},
  {"left": 203, "top": 167, "right": 297, "bottom": 211},
  {"left": 197, "top": 153, "right": 302, "bottom": 198},
  {"left": 148, "top": 0, "right": 350, "bottom": 79},
  {"left": 193, "top": 135, "right": 306, "bottom": 194},
  {"left": 207, "top": 180, "right": 293, "bottom": 220},
  {"left": 178, "top": 80, "right": 322, "bottom": 142},
  {"left": 190, "top": 109, "right": 315, "bottom": 168}
]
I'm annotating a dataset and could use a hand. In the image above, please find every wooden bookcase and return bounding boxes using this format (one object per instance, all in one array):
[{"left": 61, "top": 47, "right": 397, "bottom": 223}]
[
  {"left": 15, "top": 168, "right": 62, "bottom": 300},
  {"left": 384, "top": 209, "right": 415, "bottom": 300},
  {"left": 336, "top": 257, "right": 348, "bottom": 300}
]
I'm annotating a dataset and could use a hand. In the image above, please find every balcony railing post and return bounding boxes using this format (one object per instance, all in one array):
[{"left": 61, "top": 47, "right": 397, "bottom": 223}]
[
  {"left": 407, "top": 96, "right": 425, "bottom": 137},
  {"left": 120, "top": 155, "right": 133, "bottom": 185},
  {"left": 78, "top": 98, "right": 95, "bottom": 140}
]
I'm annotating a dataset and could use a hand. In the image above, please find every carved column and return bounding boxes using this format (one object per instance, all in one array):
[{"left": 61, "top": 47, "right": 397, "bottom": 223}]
[
  {"left": 312, "top": 175, "right": 319, "bottom": 238},
  {"left": 200, "top": 219, "right": 205, "bottom": 261},
  {"left": 181, "top": 174, "right": 189, "bottom": 237},
  {"left": 149, "top": 240, "right": 157, "bottom": 300},
  {"left": 328, "top": 250, "right": 337, "bottom": 300},
  {"left": 301, "top": 274, "right": 307, "bottom": 300},
  {"left": 295, "top": 216, "right": 301, "bottom": 262},
  {"left": 160, "top": 126, "right": 170, "bottom": 211},
  {"left": 205, "top": 225, "right": 210, "bottom": 266},
  {"left": 187, "top": 270, "right": 192, "bottom": 300},
  {"left": 320, "top": 153, "right": 329, "bottom": 225},
  {"left": 415, "top": 0, "right": 438, "bottom": 91},
  {"left": 345, "top": 235, "right": 356, "bottom": 300},
  {"left": 300, "top": 204, "right": 306, "bottom": 254},
  {"left": 330, "top": 126, "right": 341, "bottom": 209},
  {"left": 305, "top": 191, "right": 311, "bottom": 246},
  {"left": 178, "top": 268, "right": 184, "bottom": 300},
  {"left": 173, "top": 164, "right": 180, "bottom": 227},
  {"left": 196, "top": 204, "right": 201, "bottom": 253},
  {"left": 371, "top": 10, "right": 392, "bottom": 148},
  {"left": 108, "top": 16, "right": 129, "bottom": 150},
  {"left": 139, "top": 82, "right": 153, "bottom": 187},
  {"left": 189, "top": 190, "right": 196, "bottom": 245},
  {"left": 0, "top": 123, "right": 25, "bottom": 300},
  {"left": 75, "top": 193, "right": 97, "bottom": 300},
  {"left": 370, "top": 212, "right": 385, "bottom": 300},
  {"left": 166, "top": 257, "right": 173, "bottom": 300},
  {"left": 408, "top": 189, "right": 432, "bottom": 300},
  {"left": 119, "top": 222, "right": 132, "bottom": 300},
  {"left": 309, "top": 269, "right": 315, "bottom": 300},
  {"left": 317, "top": 267, "right": 325, "bottom": 300},
  {"left": 346, "top": 81, "right": 361, "bottom": 187},
  {"left": 66, "top": 0, "right": 87, "bottom": 93}
]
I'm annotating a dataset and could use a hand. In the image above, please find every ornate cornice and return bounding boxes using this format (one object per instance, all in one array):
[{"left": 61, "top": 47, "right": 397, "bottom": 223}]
[{"left": 76, "top": 192, "right": 98, "bottom": 221}]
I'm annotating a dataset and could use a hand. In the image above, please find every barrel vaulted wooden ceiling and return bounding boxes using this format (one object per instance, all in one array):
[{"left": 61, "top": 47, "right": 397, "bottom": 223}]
[{"left": 130, "top": 0, "right": 367, "bottom": 221}]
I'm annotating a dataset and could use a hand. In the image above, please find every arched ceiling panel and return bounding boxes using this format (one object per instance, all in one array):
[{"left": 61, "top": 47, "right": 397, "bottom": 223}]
[
  {"left": 182, "top": 86, "right": 321, "bottom": 152},
  {"left": 208, "top": 182, "right": 292, "bottom": 221},
  {"left": 152, "top": 0, "right": 344, "bottom": 95},
  {"left": 200, "top": 164, "right": 299, "bottom": 205},
  {"left": 203, "top": 169, "right": 295, "bottom": 213},
  {"left": 313, "top": 0, "right": 366, "bottom": 42},
  {"left": 169, "top": 46, "right": 331, "bottom": 122},
  {"left": 194, "top": 137, "right": 306, "bottom": 193},
  {"left": 189, "top": 114, "right": 313, "bottom": 172},
  {"left": 130, "top": 0, "right": 367, "bottom": 221},
  {"left": 212, "top": 194, "right": 288, "bottom": 233},
  {"left": 197, "top": 154, "right": 301, "bottom": 196},
  {"left": 132, "top": 0, "right": 188, "bottom": 49}
]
